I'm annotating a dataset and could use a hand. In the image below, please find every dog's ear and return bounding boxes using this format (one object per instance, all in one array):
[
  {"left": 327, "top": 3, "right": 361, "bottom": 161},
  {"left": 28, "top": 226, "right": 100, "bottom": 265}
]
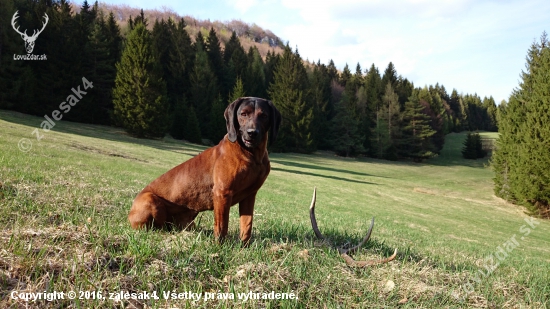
[
  {"left": 267, "top": 100, "right": 281, "bottom": 146},
  {"left": 225, "top": 97, "right": 245, "bottom": 142}
]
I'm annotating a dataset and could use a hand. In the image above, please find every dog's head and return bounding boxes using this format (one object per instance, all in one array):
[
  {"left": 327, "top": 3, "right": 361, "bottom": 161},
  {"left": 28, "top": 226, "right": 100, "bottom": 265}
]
[{"left": 224, "top": 97, "right": 281, "bottom": 149}]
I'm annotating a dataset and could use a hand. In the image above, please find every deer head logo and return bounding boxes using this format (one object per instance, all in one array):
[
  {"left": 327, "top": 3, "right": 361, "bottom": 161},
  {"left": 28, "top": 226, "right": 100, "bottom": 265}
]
[{"left": 11, "top": 11, "right": 49, "bottom": 54}]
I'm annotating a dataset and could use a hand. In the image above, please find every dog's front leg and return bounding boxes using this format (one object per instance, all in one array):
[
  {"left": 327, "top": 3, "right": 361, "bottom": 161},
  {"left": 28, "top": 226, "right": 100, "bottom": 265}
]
[
  {"left": 239, "top": 193, "right": 256, "bottom": 244},
  {"left": 213, "top": 189, "right": 232, "bottom": 242}
]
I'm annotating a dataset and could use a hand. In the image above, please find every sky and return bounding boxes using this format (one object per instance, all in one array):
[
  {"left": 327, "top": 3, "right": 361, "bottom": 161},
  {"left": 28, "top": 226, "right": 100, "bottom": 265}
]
[{"left": 102, "top": 0, "right": 550, "bottom": 103}]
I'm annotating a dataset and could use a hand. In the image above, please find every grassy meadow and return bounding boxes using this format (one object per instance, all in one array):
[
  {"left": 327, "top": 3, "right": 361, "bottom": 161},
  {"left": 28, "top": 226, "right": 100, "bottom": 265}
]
[{"left": 0, "top": 109, "right": 549, "bottom": 308}]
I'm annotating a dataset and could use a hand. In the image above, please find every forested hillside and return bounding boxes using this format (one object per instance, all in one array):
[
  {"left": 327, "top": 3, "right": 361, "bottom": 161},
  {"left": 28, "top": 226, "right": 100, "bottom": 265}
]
[{"left": 0, "top": 0, "right": 498, "bottom": 161}]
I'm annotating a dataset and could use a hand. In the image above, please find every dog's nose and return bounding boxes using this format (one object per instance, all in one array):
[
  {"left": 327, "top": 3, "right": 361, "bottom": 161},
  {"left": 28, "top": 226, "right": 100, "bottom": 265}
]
[{"left": 247, "top": 129, "right": 259, "bottom": 138}]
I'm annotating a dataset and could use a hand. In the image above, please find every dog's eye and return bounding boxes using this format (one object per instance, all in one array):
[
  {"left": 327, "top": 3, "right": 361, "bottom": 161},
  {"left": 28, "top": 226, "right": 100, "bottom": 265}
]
[{"left": 259, "top": 113, "right": 268, "bottom": 119}]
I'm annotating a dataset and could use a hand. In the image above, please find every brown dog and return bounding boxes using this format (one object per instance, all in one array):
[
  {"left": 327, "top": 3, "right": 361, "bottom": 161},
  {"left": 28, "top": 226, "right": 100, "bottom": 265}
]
[{"left": 128, "top": 97, "right": 281, "bottom": 243}]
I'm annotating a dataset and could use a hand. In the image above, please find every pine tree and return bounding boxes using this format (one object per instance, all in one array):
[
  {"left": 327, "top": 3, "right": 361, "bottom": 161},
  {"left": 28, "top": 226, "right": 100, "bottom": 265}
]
[{"left": 112, "top": 23, "right": 168, "bottom": 138}]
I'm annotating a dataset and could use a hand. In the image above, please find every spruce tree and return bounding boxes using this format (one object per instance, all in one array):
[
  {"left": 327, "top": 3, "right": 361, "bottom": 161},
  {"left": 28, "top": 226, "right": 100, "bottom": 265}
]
[
  {"left": 364, "top": 64, "right": 382, "bottom": 155},
  {"left": 309, "top": 61, "right": 333, "bottom": 150},
  {"left": 483, "top": 96, "right": 498, "bottom": 131},
  {"left": 381, "top": 62, "right": 398, "bottom": 90},
  {"left": 112, "top": 23, "right": 168, "bottom": 138},
  {"left": 186, "top": 105, "right": 202, "bottom": 144},
  {"left": 168, "top": 18, "right": 194, "bottom": 104},
  {"left": 170, "top": 98, "right": 188, "bottom": 140},
  {"left": 229, "top": 77, "right": 246, "bottom": 103},
  {"left": 400, "top": 90, "right": 436, "bottom": 161},
  {"left": 223, "top": 31, "right": 247, "bottom": 92},
  {"left": 513, "top": 41, "right": 550, "bottom": 215},
  {"left": 206, "top": 28, "right": 226, "bottom": 98},
  {"left": 492, "top": 95, "right": 524, "bottom": 202},
  {"left": 327, "top": 59, "right": 340, "bottom": 83},
  {"left": 492, "top": 32, "right": 550, "bottom": 216},
  {"left": 380, "top": 82, "right": 401, "bottom": 160},
  {"left": 328, "top": 102, "right": 365, "bottom": 157},
  {"left": 152, "top": 19, "right": 176, "bottom": 107},
  {"left": 244, "top": 47, "right": 266, "bottom": 98},
  {"left": 209, "top": 96, "right": 227, "bottom": 143},
  {"left": 340, "top": 64, "right": 352, "bottom": 87},
  {"left": 462, "top": 132, "right": 486, "bottom": 159},
  {"left": 268, "top": 45, "right": 314, "bottom": 153},
  {"left": 79, "top": 11, "right": 122, "bottom": 124},
  {"left": 418, "top": 86, "right": 444, "bottom": 152},
  {"left": 190, "top": 37, "right": 218, "bottom": 138},
  {"left": 395, "top": 76, "right": 414, "bottom": 109},
  {"left": 264, "top": 51, "right": 280, "bottom": 95}
]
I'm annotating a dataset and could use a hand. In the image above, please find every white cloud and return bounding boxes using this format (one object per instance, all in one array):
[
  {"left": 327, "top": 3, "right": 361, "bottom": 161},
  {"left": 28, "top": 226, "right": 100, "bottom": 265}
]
[
  {"left": 274, "top": 0, "right": 550, "bottom": 102},
  {"left": 228, "top": 0, "right": 258, "bottom": 14}
]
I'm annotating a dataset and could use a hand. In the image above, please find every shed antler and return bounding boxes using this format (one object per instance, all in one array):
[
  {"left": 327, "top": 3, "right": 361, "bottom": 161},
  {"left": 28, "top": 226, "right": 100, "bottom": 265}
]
[{"left": 309, "top": 187, "right": 397, "bottom": 267}]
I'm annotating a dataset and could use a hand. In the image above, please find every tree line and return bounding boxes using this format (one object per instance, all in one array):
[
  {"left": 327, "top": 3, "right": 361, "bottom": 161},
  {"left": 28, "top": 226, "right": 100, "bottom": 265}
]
[{"left": 0, "top": 0, "right": 498, "bottom": 161}]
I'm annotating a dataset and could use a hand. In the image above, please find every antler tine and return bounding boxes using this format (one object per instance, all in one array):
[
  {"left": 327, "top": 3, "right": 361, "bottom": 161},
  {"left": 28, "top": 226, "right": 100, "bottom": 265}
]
[
  {"left": 11, "top": 11, "right": 27, "bottom": 37},
  {"left": 309, "top": 187, "right": 326, "bottom": 241},
  {"left": 340, "top": 249, "right": 398, "bottom": 267},
  {"left": 338, "top": 217, "right": 375, "bottom": 255},
  {"left": 308, "top": 187, "right": 397, "bottom": 267},
  {"left": 32, "top": 13, "right": 49, "bottom": 38}
]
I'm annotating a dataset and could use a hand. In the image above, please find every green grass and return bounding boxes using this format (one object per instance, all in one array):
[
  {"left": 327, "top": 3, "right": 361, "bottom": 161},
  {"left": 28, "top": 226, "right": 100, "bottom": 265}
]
[{"left": 1, "top": 110, "right": 548, "bottom": 308}]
